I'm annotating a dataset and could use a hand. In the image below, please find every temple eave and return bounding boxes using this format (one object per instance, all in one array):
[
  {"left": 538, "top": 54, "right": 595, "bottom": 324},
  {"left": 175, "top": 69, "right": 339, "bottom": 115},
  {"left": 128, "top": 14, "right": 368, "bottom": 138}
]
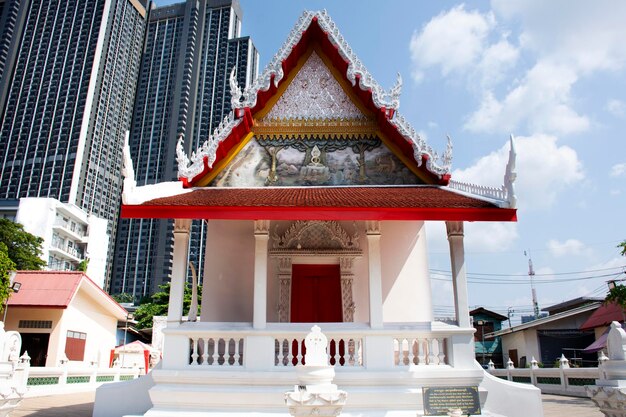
[{"left": 120, "top": 205, "right": 516, "bottom": 222}]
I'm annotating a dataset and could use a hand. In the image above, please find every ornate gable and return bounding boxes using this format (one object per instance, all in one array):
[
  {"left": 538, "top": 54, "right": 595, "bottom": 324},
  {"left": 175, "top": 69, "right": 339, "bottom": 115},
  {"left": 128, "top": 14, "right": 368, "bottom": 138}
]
[
  {"left": 263, "top": 52, "right": 365, "bottom": 121},
  {"left": 176, "top": 10, "right": 453, "bottom": 188}
]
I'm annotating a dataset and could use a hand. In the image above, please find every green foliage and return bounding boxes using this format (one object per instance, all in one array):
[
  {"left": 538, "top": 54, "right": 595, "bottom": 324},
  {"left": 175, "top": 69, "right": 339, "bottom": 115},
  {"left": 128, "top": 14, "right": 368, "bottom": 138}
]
[
  {"left": 619, "top": 240, "right": 626, "bottom": 257},
  {"left": 111, "top": 293, "right": 134, "bottom": 304},
  {"left": 77, "top": 258, "right": 89, "bottom": 272},
  {"left": 133, "top": 282, "right": 202, "bottom": 329},
  {"left": 0, "top": 219, "right": 46, "bottom": 270},
  {"left": 606, "top": 284, "right": 626, "bottom": 311},
  {"left": 0, "top": 243, "right": 17, "bottom": 310}
]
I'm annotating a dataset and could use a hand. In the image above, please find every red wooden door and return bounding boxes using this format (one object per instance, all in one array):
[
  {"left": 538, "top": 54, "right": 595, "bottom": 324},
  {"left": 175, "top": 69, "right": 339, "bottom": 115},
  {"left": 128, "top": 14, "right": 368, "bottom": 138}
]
[{"left": 291, "top": 264, "right": 343, "bottom": 323}]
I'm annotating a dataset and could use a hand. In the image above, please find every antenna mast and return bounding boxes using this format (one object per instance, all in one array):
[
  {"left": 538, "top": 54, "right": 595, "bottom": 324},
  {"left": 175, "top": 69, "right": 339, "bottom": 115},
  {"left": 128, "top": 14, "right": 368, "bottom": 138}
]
[{"left": 525, "top": 251, "right": 540, "bottom": 319}]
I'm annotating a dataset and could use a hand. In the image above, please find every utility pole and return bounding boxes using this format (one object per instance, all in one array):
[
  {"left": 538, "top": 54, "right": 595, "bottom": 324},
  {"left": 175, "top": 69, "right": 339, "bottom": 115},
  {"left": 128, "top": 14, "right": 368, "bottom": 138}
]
[{"left": 525, "top": 250, "right": 540, "bottom": 319}]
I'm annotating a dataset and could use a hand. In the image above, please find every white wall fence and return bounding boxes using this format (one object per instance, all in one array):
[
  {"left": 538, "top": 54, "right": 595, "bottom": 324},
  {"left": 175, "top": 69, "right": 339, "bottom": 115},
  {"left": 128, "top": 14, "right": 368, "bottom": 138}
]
[
  {"left": 488, "top": 359, "right": 599, "bottom": 397},
  {"left": 25, "top": 365, "right": 140, "bottom": 397}
]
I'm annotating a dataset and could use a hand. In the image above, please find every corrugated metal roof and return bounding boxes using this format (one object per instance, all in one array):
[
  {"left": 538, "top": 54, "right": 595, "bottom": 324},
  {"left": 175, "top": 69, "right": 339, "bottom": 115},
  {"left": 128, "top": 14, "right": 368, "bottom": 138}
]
[
  {"left": 7, "top": 271, "right": 127, "bottom": 319},
  {"left": 8, "top": 271, "right": 83, "bottom": 308},
  {"left": 579, "top": 302, "right": 624, "bottom": 330}
]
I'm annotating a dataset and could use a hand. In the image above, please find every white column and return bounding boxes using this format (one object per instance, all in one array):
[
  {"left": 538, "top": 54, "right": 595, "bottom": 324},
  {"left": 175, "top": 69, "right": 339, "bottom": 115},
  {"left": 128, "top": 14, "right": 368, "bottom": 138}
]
[
  {"left": 366, "top": 221, "right": 383, "bottom": 329},
  {"left": 167, "top": 219, "right": 191, "bottom": 323},
  {"left": 446, "top": 221, "right": 470, "bottom": 328},
  {"left": 253, "top": 220, "right": 269, "bottom": 329}
]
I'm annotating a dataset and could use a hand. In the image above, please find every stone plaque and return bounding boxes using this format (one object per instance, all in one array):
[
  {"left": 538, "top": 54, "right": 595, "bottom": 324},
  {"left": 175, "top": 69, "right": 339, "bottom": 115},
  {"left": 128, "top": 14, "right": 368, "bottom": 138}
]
[{"left": 422, "top": 386, "right": 481, "bottom": 416}]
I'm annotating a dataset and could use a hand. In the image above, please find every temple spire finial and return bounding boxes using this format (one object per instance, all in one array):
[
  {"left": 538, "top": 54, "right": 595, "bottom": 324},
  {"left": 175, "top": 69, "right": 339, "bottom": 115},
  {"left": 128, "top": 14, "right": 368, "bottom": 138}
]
[
  {"left": 504, "top": 134, "right": 517, "bottom": 208},
  {"left": 121, "top": 131, "right": 136, "bottom": 204}
]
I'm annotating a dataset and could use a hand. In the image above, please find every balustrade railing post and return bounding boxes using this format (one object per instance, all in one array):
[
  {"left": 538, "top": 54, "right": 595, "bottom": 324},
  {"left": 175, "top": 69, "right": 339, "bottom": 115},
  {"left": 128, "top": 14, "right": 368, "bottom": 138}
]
[
  {"left": 244, "top": 335, "right": 275, "bottom": 370},
  {"left": 364, "top": 335, "right": 394, "bottom": 370}
]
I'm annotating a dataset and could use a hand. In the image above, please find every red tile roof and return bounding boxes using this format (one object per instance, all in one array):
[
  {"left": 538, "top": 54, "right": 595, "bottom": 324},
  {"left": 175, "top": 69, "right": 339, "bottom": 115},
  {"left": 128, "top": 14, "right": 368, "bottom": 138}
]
[{"left": 121, "top": 186, "right": 517, "bottom": 222}]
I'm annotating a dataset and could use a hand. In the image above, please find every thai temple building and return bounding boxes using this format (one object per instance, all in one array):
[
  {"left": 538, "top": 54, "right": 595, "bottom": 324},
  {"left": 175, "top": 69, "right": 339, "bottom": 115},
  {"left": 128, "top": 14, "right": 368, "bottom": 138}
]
[{"left": 97, "top": 10, "right": 542, "bottom": 417}]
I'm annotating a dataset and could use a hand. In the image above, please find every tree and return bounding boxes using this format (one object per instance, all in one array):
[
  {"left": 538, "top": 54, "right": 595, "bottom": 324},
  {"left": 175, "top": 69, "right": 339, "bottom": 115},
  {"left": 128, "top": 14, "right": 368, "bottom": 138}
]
[
  {"left": 0, "top": 243, "right": 16, "bottom": 310},
  {"left": 605, "top": 240, "right": 626, "bottom": 321},
  {"left": 77, "top": 258, "right": 89, "bottom": 272},
  {"left": 133, "top": 283, "right": 202, "bottom": 329},
  {"left": 0, "top": 219, "right": 46, "bottom": 270},
  {"left": 111, "top": 293, "right": 134, "bottom": 304}
]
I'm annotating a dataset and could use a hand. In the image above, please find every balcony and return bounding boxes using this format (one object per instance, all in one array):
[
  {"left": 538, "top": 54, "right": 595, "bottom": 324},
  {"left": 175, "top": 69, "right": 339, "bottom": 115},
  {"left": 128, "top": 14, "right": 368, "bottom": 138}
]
[
  {"left": 53, "top": 220, "right": 87, "bottom": 242},
  {"left": 48, "top": 243, "right": 84, "bottom": 263}
]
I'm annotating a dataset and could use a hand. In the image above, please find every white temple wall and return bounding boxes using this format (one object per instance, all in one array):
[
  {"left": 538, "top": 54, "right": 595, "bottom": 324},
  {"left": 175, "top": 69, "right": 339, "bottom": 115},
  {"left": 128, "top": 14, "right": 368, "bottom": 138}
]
[
  {"left": 198, "top": 219, "right": 432, "bottom": 324},
  {"left": 380, "top": 221, "right": 433, "bottom": 323},
  {"left": 200, "top": 220, "right": 255, "bottom": 322}
]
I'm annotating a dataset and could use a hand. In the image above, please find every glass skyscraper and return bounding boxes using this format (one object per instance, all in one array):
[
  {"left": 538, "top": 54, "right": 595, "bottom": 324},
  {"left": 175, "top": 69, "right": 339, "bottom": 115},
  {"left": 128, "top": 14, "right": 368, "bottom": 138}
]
[
  {"left": 111, "top": 0, "right": 258, "bottom": 298},
  {"left": 0, "top": 0, "right": 148, "bottom": 282}
]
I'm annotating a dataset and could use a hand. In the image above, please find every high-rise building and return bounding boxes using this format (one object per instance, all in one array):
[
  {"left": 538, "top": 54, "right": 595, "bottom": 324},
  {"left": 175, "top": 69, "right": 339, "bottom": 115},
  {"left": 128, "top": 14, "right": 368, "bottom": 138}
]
[
  {"left": 111, "top": 0, "right": 258, "bottom": 299},
  {"left": 0, "top": 0, "right": 29, "bottom": 114},
  {"left": 0, "top": 0, "right": 149, "bottom": 283}
]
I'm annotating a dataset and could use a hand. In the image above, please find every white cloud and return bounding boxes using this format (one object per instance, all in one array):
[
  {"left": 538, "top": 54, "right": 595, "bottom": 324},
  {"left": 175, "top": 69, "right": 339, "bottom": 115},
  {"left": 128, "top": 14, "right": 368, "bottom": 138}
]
[
  {"left": 409, "top": 5, "right": 496, "bottom": 82},
  {"left": 491, "top": 0, "right": 626, "bottom": 73},
  {"left": 425, "top": 219, "right": 518, "bottom": 254},
  {"left": 606, "top": 99, "right": 626, "bottom": 118},
  {"left": 465, "top": 61, "right": 589, "bottom": 134},
  {"left": 453, "top": 134, "right": 584, "bottom": 209},
  {"left": 465, "top": 222, "right": 518, "bottom": 252},
  {"left": 547, "top": 239, "right": 589, "bottom": 258},
  {"left": 610, "top": 163, "right": 626, "bottom": 177},
  {"left": 411, "top": 1, "right": 626, "bottom": 134},
  {"left": 469, "top": 0, "right": 626, "bottom": 134},
  {"left": 475, "top": 38, "right": 520, "bottom": 88}
]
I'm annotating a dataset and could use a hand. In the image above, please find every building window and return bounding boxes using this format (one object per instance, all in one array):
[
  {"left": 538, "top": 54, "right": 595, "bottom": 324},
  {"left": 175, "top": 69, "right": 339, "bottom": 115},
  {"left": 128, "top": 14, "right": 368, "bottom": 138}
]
[{"left": 65, "top": 330, "right": 87, "bottom": 361}]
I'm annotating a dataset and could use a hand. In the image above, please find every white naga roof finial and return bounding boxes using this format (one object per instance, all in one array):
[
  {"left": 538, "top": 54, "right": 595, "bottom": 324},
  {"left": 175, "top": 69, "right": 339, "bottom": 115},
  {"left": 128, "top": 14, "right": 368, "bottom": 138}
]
[
  {"left": 121, "top": 131, "right": 136, "bottom": 204},
  {"left": 504, "top": 134, "right": 517, "bottom": 209}
]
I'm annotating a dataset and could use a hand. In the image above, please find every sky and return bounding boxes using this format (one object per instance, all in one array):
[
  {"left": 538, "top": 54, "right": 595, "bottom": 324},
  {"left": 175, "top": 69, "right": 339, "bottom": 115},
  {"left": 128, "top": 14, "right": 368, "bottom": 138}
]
[{"left": 157, "top": 0, "right": 626, "bottom": 325}]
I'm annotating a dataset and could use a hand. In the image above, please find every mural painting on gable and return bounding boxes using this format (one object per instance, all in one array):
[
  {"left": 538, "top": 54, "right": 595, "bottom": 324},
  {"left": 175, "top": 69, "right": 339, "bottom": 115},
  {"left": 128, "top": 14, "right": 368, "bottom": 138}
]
[{"left": 211, "top": 137, "right": 422, "bottom": 187}]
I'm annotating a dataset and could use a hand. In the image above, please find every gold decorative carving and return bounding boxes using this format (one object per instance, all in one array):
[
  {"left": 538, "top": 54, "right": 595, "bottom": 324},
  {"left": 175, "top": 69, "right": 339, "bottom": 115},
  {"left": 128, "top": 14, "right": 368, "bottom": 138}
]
[
  {"left": 254, "top": 118, "right": 378, "bottom": 140},
  {"left": 174, "top": 219, "right": 192, "bottom": 233}
]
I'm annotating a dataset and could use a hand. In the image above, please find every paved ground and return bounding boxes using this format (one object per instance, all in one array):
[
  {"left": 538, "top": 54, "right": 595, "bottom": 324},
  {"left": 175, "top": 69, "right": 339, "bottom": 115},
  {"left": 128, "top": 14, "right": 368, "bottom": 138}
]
[{"left": 12, "top": 392, "right": 603, "bottom": 417}]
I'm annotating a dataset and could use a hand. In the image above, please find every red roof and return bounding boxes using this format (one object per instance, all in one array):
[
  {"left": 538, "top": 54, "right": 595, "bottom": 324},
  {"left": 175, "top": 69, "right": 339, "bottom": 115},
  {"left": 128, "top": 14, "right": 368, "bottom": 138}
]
[
  {"left": 182, "top": 17, "right": 449, "bottom": 188},
  {"left": 121, "top": 186, "right": 517, "bottom": 222},
  {"left": 8, "top": 271, "right": 127, "bottom": 317},
  {"left": 579, "top": 302, "right": 624, "bottom": 330}
]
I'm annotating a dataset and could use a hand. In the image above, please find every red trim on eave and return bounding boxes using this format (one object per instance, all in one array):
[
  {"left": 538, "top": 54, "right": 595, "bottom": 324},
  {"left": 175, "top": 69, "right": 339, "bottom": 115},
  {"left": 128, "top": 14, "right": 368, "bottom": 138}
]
[
  {"left": 121, "top": 204, "right": 517, "bottom": 222},
  {"left": 182, "top": 108, "right": 254, "bottom": 187}
]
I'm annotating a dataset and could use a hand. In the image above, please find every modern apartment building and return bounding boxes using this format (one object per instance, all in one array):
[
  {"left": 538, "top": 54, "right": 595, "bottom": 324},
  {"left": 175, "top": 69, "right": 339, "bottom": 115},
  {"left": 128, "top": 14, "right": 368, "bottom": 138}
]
[
  {"left": 14, "top": 198, "right": 109, "bottom": 288},
  {"left": 0, "top": 0, "right": 149, "bottom": 282},
  {"left": 111, "top": 0, "right": 258, "bottom": 299}
]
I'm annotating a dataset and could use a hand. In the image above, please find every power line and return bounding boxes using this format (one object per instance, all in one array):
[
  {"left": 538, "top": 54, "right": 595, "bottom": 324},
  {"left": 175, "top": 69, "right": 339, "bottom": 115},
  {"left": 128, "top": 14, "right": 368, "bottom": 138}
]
[
  {"left": 430, "top": 270, "right": 624, "bottom": 284},
  {"left": 430, "top": 265, "right": 626, "bottom": 277}
]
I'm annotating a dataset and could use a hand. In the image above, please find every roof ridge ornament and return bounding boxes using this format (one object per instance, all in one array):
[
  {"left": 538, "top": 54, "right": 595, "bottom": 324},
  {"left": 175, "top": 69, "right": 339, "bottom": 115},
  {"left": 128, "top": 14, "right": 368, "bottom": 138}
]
[
  {"left": 229, "top": 67, "right": 243, "bottom": 109},
  {"left": 234, "top": 10, "right": 405, "bottom": 114},
  {"left": 121, "top": 131, "right": 136, "bottom": 204},
  {"left": 177, "top": 112, "right": 242, "bottom": 180},
  {"left": 504, "top": 134, "right": 517, "bottom": 209},
  {"left": 447, "top": 134, "right": 517, "bottom": 209}
]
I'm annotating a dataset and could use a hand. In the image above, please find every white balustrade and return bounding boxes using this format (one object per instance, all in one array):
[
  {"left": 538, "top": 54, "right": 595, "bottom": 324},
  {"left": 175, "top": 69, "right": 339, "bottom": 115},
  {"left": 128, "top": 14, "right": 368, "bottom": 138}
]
[
  {"left": 189, "top": 336, "right": 244, "bottom": 366},
  {"left": 489, "top": 365, "right": 600, "bottom": 397},
  {"left": 177, "top": 323, "right": 457, "bottom": 369},
  {"left": 448, "top": 179, "right": 508, "bottom": 202},
  {"left": 274, "top": 336, "right": 363, "bottom": 367},
  {"left": 393, "top": 336, "right": 447, "bottom": 366}
]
